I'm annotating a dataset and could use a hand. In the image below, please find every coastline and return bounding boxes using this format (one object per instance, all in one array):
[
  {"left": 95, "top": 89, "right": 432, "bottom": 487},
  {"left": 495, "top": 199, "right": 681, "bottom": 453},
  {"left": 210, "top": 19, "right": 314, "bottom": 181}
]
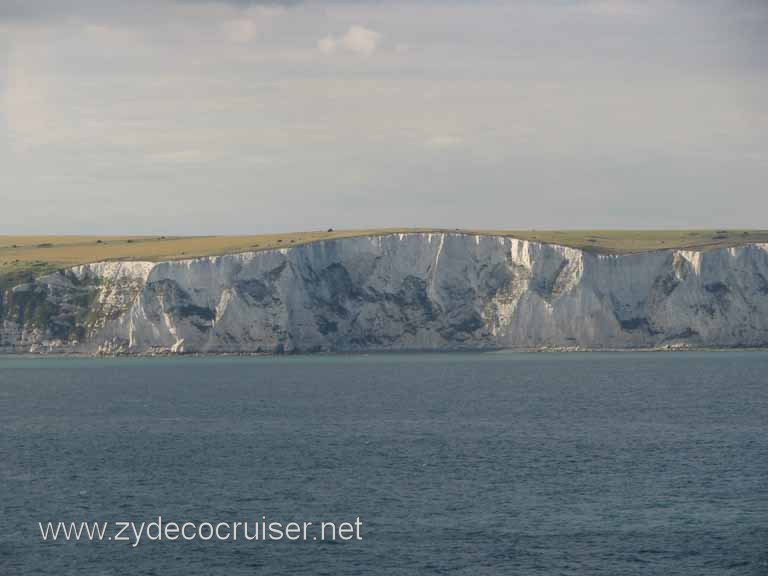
[
  {"left": 4, "top": 234, "right": 768, "bottom": 355},
  {"left": 2, "top": 345, "right": 768, "bottom": 359}
]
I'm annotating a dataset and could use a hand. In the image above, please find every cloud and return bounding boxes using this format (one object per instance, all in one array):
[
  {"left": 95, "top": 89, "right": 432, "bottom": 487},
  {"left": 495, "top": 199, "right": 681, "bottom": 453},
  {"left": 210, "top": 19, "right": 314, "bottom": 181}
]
[
  {"left": 317, "top": 34, "right": 336, "bottom": 54},
  {"left": 0, "top": 0, "right": 81, "bottom": 21},
  {"left": 3, "top": 56, "right": 56, "bottom": 151},
  {"left": 2, "top": 0, "right": 767, "bottom": 234},
  {"left": 0, "top": 0, "right": 155, "bottom": 23},
  {"left": 341, "top": 25, "right": 381, "bottom": 55},
  {"left": 146, "top": 149, "right": 204, "bottom": 164},
  {"left": 223, "top": 17, "right": 258, "bottom": 43},
  {"left": 425, "top": 136, "right": 463, "bottom": 150},
  {"left": 318, "top": 25, "right": 381, "bottom": 56},
  {"left": 573, "top": 0, "right": 647, "bottom": 17}
]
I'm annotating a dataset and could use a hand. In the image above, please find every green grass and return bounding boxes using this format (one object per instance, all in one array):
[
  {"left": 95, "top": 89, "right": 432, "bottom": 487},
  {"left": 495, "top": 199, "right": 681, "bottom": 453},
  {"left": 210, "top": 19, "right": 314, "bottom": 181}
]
[{"left": 1, "top": 229, "right": 767, "bottom": 286}]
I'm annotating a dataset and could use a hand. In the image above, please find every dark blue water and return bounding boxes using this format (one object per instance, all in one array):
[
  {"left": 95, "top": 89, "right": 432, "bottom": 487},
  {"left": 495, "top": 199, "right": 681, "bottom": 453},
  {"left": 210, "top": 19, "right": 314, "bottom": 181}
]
[{"left": 1, "top": 352, "right": 767, "bottom": 575}]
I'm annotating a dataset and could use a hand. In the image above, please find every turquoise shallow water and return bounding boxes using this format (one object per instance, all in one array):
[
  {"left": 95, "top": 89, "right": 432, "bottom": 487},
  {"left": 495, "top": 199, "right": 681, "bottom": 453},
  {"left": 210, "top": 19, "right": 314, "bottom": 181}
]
[{"left": 1, "top": 352, "right": 767, "bottom": 575}]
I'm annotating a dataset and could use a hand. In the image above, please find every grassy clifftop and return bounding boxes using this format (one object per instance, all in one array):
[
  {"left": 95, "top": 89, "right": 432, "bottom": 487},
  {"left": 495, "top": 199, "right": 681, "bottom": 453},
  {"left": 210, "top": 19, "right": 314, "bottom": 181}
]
[{"left": 2, "top": 229, "right": 768, "bottom": 285}]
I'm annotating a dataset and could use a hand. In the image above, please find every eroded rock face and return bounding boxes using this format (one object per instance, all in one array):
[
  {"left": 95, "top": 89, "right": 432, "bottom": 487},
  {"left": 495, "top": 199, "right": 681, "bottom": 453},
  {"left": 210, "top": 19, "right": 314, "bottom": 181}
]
[{"left": 2, "top": 234, "right": 768, "bottom": 354}]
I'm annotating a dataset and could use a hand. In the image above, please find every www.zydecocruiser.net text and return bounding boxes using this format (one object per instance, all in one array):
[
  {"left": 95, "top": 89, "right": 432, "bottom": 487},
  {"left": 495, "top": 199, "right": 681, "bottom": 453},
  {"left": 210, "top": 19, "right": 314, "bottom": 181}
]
[{"left": 38, "top": 517, "right": 363, "bottom": 547}]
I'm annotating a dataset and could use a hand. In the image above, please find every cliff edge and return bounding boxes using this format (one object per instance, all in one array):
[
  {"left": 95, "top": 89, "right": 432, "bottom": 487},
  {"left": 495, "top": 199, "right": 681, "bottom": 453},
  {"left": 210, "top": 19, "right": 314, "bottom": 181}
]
[{"left": 2, "top": 233, "right": 768, "bottom": 354}]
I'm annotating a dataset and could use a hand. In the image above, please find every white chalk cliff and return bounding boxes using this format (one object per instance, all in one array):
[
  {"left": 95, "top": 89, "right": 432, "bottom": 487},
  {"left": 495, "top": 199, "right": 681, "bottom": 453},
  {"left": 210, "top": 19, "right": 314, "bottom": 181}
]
[{"left": 2, "top": 233, "right": 768, "bottom": 354}]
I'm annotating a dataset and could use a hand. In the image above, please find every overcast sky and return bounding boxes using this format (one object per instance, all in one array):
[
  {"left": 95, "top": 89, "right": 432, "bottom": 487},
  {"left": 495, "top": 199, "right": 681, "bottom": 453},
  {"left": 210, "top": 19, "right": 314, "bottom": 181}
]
[{"left": 1, "top": 0, "right": 766, "bottom": 234}]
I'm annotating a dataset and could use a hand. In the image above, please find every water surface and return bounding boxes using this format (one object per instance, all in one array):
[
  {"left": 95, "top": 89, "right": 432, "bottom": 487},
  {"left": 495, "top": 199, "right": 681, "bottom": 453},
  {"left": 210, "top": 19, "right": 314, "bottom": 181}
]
[{"left": 1, "top": 352, "right": 767, "bottom": 575}]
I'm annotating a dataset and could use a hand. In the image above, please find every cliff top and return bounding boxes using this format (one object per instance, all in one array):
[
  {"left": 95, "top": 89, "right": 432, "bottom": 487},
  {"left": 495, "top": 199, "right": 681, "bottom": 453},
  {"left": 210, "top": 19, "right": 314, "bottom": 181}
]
[{"left": 2, "top": 229, "right": 768, "bottom": 287}]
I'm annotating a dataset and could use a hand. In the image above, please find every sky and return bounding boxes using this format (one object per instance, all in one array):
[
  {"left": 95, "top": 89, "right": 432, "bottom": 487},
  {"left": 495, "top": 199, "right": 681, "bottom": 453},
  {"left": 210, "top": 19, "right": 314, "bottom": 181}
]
[{"left": 1, "top": 0, "right": 766, "bottom": 234}]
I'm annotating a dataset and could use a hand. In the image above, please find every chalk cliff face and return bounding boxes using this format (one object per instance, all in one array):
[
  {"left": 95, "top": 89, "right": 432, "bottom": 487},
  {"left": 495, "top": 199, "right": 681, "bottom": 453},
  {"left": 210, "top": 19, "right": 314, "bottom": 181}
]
[{"left": 2, "top": 233, "right": 768, "bottom": 354}]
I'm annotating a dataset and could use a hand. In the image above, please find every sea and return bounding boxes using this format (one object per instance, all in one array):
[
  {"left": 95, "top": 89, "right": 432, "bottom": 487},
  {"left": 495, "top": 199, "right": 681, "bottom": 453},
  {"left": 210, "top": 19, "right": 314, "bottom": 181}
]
[{"left": 1, "top": 352, "right": 767, "bottom": 575}]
